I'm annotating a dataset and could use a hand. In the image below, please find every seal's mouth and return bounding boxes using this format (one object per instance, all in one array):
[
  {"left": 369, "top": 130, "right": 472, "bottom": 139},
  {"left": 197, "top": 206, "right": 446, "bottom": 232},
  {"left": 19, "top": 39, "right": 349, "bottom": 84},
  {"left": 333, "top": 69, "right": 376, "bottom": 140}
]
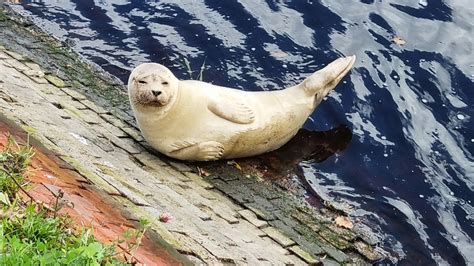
[{"left": 133, "top": 90, "right": 169, "bottom": 107}]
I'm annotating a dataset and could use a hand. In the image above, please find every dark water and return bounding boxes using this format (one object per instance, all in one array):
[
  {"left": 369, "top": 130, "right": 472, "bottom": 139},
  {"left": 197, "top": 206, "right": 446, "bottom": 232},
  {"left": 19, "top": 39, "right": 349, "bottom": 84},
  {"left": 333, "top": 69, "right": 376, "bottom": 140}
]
[{"left": 11, "top": 0, "right": 473, "bottom": 264}]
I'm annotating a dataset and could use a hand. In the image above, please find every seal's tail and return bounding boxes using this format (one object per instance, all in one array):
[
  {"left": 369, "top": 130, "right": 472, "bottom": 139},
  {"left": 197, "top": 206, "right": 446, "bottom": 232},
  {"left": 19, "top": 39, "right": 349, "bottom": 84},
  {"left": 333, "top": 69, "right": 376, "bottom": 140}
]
[{"left": 301, "top": 55, "right": 356, "bottom": 102}]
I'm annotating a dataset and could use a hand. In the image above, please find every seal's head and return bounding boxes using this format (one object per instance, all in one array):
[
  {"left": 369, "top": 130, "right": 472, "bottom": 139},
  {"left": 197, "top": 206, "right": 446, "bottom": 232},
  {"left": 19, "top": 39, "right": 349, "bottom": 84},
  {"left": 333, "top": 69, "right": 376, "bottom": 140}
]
[{"left": 128, "top": 63, "right": 179, "bottom": 108}]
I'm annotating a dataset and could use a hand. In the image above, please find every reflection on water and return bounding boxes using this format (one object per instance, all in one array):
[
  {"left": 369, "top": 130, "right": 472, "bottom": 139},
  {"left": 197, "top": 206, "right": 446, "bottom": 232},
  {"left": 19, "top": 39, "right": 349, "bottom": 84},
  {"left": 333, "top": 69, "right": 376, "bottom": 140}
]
[{"left": 10, "top": 0, "right": 474, "bottom": 264}]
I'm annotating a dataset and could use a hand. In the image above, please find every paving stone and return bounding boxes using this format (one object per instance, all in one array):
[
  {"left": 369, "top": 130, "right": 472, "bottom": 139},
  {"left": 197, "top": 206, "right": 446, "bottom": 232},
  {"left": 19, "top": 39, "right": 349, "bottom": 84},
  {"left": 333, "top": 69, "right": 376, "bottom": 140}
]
[
  {"left": 27, "top": 74, "right": 48, "bottom": 84},
  {"left": 173, "top": 233, "right": 218, "bottom": 263},
  {"left": 24, "top": 62, "right": 42, "bottom": 71},
  {"left": 5, "top": 50, "right": 25, "bottom": 61},
  {"left": 289, "top": 246, "right": 318, "bottom": 264},
  {"left": 168, "top": 161, "right": 193, "bottom": 172},
  {"left": 23, "top": 68, "right": 45, "bottom": 79},
  {"left": 292, "top": 211, "right": 323, "bottom": 232},
  {"left": 0, "top": 51, "right": 10, "bottom": 59},
  {"left": 61, "top": 87, "right": 87, "bottom": 100},
  {"left": 183, "top": 172, "right": 214, "bottom": 189},
  {"left": 107, "top": 135, "right": 142, "bottom": 154},
  {"left": 59, "top": 96, "right": 87, "bottom": 110},
  {"left": 99, "top": 122, "right": 127, "bottom": 137},
  {"left": 238, "top": 209, "right": 268, "bottom": 228},
  {"left": 134, "top": 152, "right": 169, "bottom": 169},
  {"left": 319, "top": 242, "right": 350, "bottom": 263},
  {"left": 327, "top": 224, "right": 357, "bottom": 241},
  {"left": 4, "top": 58, "right": 29, "bottom": 72},
  {"left": 251, "top": 182, "right": 284, "bottom": 200},
  {"left": 45, "top": 74, "right": 66, "bottom": 88},
  {"left": 213, "top": 205, "right": 239, "bottom": 224},
  {"left": 0, "top": 41, "right": 379, "bottom": 264},
  {"left": 283, "top": 254, "right": 307, "bottom": 266},
  {"left": 77, "top": 109, "right": 104, "bottom": 124},
  {"left": 100, "top": 113, "right": 127, "bottom": 128},
  {"left": 59, "top": 156, "right": 120, "bottom": 195},
  {"left": 320, "top": 257, "right": 340, "bottom": 266},
  {"left": 81, "top": 99, "right": 109, "bottom": 114},
  {"left": 91, "top": 136, "right": 115, "bottom": 153},
  {"left": 122, "top": 126, "right": 144, "bottom": 142},
  {"left": 262, "top": 227, "right": 295, "bottom": 247}
]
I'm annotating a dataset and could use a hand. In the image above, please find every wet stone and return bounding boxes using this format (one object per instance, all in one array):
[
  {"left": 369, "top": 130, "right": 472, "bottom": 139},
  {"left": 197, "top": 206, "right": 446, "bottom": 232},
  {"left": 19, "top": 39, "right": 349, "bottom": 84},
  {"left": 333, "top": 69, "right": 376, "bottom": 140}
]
[
  {"left": 292, "top": 212, "right": 322, "bottom": 232},
  {"left": 353, "top": 224, "right": 382, "bottom": 245},
  {"left": 327, "top": 224, "right": 357, "bottom": 241},
  {"left": 184, "top": 172, "right": 214, "bottom": 189},
  {"left": 244, "top": 203, "right": 276, "bottom": 221},
  {"left": 354, "top": 241, "right": 381, "bottom": 262},
  {"left": 168, "top": 161, "right": 193, "bottom": 172},
  {"left": 319, "top": 242, "right": 350, "bottom": 263},
  {"left": 262, "top": 226, "right": 295, "bottom": 247},
  {"left": 45, "top": 75, "right": 67, "bottom": 88},
  {"left": 289, "top": 246, "right": 318, "bottom": 264},
  {"left": 318, "top": 228, "right": 351, "bottom": 250},
  {"left": 251, "top": 182, "right": 284, "bottom": 200},
  {"left": 217, "top": 173, "right": 239, "bottom": 182}
]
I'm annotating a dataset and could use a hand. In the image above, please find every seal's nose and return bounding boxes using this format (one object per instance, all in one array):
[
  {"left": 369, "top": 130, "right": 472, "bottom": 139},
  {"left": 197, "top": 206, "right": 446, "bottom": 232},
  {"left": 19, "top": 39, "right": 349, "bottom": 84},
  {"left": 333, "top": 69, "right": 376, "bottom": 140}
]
[{"left": 152, "top": 90, "right": 162, "bottom": 97}]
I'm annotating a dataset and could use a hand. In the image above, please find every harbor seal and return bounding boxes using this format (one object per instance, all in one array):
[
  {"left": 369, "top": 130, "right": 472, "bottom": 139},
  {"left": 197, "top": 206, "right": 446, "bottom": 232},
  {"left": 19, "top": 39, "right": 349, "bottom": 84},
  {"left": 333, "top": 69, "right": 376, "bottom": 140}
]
[{"left": 128, "top": 55, "right": 355, "bottom": 161}]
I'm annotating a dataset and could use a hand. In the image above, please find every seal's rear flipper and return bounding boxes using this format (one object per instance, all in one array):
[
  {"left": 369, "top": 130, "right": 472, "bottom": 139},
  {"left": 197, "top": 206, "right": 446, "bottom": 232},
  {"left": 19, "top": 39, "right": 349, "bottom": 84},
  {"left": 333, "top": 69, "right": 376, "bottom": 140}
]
[{"left": 301, "top": 55, "right": 356, "bottom": 101}]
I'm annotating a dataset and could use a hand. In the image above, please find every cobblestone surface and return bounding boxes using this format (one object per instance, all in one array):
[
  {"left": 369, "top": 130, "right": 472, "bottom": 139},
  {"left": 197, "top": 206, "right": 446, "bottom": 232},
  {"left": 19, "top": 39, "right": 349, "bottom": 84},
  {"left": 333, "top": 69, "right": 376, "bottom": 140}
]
[{"left": 0, "top": 7, "right": 385, "bottom": 265}]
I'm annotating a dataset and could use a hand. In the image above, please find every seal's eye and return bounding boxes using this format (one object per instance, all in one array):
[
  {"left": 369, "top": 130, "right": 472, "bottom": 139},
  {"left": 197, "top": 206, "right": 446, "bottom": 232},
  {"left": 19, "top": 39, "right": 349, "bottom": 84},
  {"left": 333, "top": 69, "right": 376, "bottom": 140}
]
[
  {"left": 162, "top": 81, "right": 169, "bottom": 85},
  {"left": 138, "top": 80, "right": 147, "bottom": 84}
]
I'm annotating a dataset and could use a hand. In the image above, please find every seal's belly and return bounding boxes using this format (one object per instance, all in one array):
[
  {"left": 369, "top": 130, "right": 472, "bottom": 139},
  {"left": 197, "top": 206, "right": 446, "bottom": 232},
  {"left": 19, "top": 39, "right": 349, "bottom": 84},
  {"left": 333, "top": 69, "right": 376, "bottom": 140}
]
[{"left": 137, "top": 88, "right": 313, "bottom": 159}]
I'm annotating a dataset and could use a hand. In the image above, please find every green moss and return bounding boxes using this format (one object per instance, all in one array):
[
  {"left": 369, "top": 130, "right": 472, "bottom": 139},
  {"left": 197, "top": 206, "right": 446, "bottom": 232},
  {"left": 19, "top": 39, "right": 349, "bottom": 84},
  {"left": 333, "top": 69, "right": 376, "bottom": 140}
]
[
  {"left": 45, "top": 75, "right": 67, "bottom": 88},
  {"left": 60, "top": 156, "right": 119, "bottom": 195},
  {"left": 0, "top": 9, "right": 8, "bottom": 22}
]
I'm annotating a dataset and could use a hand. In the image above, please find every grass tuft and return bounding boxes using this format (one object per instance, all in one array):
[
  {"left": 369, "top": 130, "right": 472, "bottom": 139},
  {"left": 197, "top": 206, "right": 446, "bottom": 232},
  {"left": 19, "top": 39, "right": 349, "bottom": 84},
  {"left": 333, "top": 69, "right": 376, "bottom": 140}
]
[
  {"left": 0, "top": 135, "right": 148, "bottom": 265},
  {"left": 182, "top": 57, "right": 207, "bottom": 81}
]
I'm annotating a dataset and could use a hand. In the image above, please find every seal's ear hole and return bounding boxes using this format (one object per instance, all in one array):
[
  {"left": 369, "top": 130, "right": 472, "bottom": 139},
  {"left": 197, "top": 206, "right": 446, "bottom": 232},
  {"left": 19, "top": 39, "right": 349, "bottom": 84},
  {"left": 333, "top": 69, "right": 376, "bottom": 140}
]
[
  {"left": 162, "top": 81, "right": 169, "bottom": 85},
  {"left": 138, "top": 80, "right": 147, "bottom": 84}
]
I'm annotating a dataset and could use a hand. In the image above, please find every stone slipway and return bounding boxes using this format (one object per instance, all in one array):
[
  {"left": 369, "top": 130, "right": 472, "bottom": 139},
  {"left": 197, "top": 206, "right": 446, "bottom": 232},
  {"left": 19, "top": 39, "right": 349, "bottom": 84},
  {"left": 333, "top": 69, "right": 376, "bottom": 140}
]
[{"left": 0, "top": 7, "right": 386, "bottom": 265}]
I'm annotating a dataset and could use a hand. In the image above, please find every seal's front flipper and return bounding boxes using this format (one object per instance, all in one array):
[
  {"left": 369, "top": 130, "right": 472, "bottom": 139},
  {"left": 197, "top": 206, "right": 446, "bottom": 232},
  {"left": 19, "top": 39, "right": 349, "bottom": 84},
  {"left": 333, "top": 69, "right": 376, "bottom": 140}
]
[
  {"left": 169, "top": 141, "right": 224, "bottom": 161},
  {"left": 208, "top": 97, "right": 255, "bottom": 124},
  {"left": 302, "top": 55, "right": 356, "bottom": 100}
]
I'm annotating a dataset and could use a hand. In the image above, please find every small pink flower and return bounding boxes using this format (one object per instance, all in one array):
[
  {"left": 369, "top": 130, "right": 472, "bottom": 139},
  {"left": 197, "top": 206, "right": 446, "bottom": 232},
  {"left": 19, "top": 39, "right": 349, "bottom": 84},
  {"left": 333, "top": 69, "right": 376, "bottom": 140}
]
[{"left": 159, "top": 213, "right": 172, "bottom": 223}]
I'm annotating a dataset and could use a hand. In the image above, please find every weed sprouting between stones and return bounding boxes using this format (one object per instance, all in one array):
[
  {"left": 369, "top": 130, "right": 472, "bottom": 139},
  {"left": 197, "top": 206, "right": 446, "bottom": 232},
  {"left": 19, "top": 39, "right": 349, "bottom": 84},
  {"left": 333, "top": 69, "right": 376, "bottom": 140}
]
[
  {"left": 0, "top": 135, "right": 150, "bottom": 265},
  {"left": 182, "top": 57, "right": 206, "bottom": 81}
]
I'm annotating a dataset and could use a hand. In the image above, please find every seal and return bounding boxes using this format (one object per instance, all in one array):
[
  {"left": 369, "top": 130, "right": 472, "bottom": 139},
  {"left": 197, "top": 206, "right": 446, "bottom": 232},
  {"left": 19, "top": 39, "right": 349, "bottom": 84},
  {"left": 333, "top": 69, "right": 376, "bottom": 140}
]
[{"left": 128, "top": 56, "right": 355, "bottom": 161}]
